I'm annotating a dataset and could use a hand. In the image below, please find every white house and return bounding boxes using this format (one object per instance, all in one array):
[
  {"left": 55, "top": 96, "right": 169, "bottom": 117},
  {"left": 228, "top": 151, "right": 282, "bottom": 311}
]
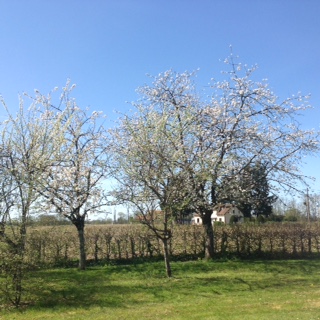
[
  {"left": 191, "top": 204, "right": 244, "bottom": 225},
  {"left": 211, "top": 203, "right": 244, "bottom": 224},
  {"left": 191, "top": 214, "right": 202, "bottom": 225}
]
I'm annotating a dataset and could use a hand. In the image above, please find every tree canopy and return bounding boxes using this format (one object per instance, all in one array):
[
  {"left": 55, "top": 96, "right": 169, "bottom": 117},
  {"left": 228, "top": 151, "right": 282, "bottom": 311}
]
[{"left": 110, "top": 56, "right": 319, "bottom": 260}]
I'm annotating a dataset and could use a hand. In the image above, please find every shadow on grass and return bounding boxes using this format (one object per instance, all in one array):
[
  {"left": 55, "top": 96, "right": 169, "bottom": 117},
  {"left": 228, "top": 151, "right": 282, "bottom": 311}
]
[
  {"left": 23, "top": 258, "right": 320, "bottom": 310},
  {"left": 26, "top": 264, "right": 174, "bottom": 310}
]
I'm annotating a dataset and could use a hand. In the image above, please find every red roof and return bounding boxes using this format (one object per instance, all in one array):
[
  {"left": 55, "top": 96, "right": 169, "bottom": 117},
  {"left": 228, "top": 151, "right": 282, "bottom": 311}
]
[{"left": 217, "top": 207, "right": 231, "bottom": 216}]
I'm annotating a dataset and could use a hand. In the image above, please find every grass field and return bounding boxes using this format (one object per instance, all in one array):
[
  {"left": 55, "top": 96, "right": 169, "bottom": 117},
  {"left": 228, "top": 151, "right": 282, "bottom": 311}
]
[{"left": 1, "top": 259, "right": 320, "bottom": 319}]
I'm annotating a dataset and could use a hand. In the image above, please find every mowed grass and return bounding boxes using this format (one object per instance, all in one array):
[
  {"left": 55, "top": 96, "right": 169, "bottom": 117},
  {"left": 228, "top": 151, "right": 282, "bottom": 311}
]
[{"left": 1, "top": 259, "right": 320, "bottom": 320}]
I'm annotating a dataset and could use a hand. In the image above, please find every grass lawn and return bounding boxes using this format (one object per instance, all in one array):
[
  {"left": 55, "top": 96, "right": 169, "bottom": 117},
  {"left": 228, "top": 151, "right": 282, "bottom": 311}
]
[{"left": 1, "top": 259, "right": 320, "bottom": 319}]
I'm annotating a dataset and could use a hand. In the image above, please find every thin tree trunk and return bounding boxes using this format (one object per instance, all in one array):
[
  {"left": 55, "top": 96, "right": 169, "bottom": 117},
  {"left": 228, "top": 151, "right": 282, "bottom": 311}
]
[
  {"left": 202, "top": 211, "right": 214, "bottom": 259},
  {"left": 76, "top": 221, "right": 86, "bottom": 270},
  {"left": 12, "top": 260, "right": 23, "bottom": 307},
  {"left": 162, "top": 237, "right": 172, "bottom": 278},
  {"left": 12, "top": 207, "right": 28, "bottom": 306}
]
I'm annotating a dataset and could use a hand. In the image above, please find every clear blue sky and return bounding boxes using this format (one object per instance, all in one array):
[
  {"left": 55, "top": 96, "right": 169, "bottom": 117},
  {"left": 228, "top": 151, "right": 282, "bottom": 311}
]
[{"left": 0, "top": 0, "right": 319, "bottom": 195}]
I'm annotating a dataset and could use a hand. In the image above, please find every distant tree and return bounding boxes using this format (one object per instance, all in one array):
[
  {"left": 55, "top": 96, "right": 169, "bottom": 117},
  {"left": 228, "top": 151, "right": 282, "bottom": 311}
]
[
  {"left": 284, "top": 207, "right": 302, "bottom": 221},
  {"left": 272, "top": 198, "right": 287, "bottom": 216},
  {"left": 306, "top": 192, "right": 320, "bottom": 220},
  {"left": 219, "top": 162, "right": 277, "bottom": 218},
  {"left": 35, "top": 214, "right": 70, "bottom": 226},
  {"left": 249, "top": 162, "right": 278, "bottom": 217},
  {"left": 116, "top": 212, "right": 128, "bottom": 224},
  {"left": 175, "top": 207, "right": 194, "bottom": 224}
]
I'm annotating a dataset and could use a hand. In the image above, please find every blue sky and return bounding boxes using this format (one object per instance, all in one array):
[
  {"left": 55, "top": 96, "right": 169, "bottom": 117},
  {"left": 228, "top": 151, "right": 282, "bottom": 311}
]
[{"left": 0, "top": 0, "right": 319, "bottom": 195}]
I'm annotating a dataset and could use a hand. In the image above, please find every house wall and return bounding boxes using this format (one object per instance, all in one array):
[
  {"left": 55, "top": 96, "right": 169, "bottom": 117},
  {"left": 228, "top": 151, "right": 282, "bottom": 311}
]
[
  {"left": 225, "top": 208, "right": 238, "bottom": 224},
  {"left": 191, "top": 216, "right": 202, "bottom": 225},
  {"left": 225, "top": 212, "right": 233, "bottom": 224},
  {"left": 192, "top": 206, "right": 244, "bottom": 225},
  {"left": 211, "top": 206, "right": 244, "bottom": 224},
  {"left": 211, "top": 210, "right": 226, "bottom": 223}
]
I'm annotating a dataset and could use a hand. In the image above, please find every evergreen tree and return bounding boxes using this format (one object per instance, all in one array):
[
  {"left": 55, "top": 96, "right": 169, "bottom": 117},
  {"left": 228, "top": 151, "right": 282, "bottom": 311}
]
[
  {"left": 249, "top": 162, "right": 277, "bottom": 217},
  {"left": 218, "top": 162, "right": 277, "bottom": 218}
]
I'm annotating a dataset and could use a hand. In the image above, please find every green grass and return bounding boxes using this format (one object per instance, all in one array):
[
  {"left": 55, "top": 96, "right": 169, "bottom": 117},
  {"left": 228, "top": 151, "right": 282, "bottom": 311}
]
[{"left": 1, "top": 259, "right": 320, "bottom": 319}]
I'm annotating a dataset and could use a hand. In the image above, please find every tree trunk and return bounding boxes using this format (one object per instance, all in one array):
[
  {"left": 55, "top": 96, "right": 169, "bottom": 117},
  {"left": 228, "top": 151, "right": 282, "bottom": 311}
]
[
  {"left": 202, "top": 211, "right": 214, "bottom": 259},
  {"left": 162, "top": 237, "right": 172, "bottom": 278},
  {"left": 12, "top": 260, "right": 23, "bottom": 307},
  {"left": 75, "top": 220, "right": 86, "bottom": 270}
]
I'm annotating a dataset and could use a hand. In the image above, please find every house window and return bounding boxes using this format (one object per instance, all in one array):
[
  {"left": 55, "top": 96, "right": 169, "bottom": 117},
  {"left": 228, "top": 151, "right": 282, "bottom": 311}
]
[
  {"left": 196, "top": 218, "right": 199, "bottom": 223},
  {"left": 219, "top": 218, "right": 222, "bottom": 222}
]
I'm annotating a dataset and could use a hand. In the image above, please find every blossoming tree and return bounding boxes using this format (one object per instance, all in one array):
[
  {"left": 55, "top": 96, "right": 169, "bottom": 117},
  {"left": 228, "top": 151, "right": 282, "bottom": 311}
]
[
  {"left": 111, "top": 56, "right": 319, "bottom": 261},
  {"left": 0, "top": 91, "right": 66, "bottom": 305},
  {"left": 110, "top": 74, "right": 197, "bottom": 275},
  {"left": 35, "top": 82, "right": 110, "bottom": 270}
]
